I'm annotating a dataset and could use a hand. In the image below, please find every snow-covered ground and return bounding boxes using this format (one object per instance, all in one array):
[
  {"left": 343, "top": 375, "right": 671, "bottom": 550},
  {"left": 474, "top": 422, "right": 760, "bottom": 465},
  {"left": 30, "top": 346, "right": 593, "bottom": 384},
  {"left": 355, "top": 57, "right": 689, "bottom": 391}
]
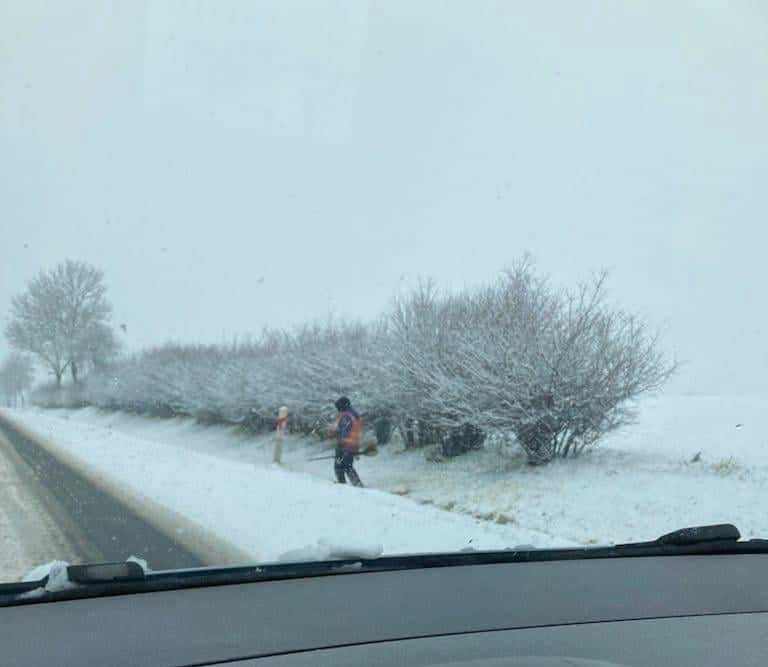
[
  {"left": 4, "top": 393, "right": 767, "bottom": 573},
  {"left": 1, "top": 410, "right": 561, "bottom": 571}
]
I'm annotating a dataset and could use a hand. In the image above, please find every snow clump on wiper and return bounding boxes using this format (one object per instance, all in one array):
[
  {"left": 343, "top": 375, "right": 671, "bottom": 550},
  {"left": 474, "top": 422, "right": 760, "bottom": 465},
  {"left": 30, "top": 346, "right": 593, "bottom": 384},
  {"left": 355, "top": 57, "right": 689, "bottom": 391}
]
[
  {"left": 278, "top": 540, "right": 383, "bottom": 563},
  {"left": 20, "top": 560, "right": 77, "bottom": 599}
]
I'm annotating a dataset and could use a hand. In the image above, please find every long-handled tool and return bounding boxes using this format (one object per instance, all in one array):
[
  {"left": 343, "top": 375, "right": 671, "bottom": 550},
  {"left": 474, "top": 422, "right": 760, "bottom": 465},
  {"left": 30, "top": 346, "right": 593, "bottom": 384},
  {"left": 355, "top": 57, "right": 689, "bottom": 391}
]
[{"left": 307, "top": 442, "right": 379, "bottom": 461}]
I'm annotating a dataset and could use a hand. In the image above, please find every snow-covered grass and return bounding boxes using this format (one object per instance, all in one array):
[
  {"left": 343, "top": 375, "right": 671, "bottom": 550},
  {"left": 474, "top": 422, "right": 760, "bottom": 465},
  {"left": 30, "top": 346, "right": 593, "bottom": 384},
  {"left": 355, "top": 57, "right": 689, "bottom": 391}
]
[
  {"left": 6, "top": 393, "right": 768, "bottom": 565},
  {"left": 3, "top": 410, "right": 561, "bottom": 568}
]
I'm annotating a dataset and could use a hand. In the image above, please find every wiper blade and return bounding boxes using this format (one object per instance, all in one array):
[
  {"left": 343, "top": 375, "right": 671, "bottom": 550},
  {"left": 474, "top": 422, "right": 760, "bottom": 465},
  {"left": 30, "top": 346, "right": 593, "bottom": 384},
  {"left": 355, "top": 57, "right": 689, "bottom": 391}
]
[
  {"left": 657, "top": 523, "right": 741, "bottom": 546},
  {"left": 66, "top": 561, "right": 145, "bottom": 584},
  {"left": 616, "top": 523, "right": 742, "bottom": 549},
  {"left": 0, "top": 561, "right": 146, "bottom": 605}
]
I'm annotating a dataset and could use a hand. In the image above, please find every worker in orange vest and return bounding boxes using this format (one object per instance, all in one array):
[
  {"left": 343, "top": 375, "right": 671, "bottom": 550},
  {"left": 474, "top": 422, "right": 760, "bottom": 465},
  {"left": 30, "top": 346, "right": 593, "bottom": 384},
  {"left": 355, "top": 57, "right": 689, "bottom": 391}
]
[{"left": 329, "top": 396, "right": 363, "bottom": 487}]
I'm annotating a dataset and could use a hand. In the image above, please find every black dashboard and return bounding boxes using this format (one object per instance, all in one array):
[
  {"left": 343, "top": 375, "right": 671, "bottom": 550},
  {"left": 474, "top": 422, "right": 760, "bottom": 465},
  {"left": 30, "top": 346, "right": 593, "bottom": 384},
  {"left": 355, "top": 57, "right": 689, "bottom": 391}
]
[{"left": 2, "top": 552, "right": 767, "bottom": 666}]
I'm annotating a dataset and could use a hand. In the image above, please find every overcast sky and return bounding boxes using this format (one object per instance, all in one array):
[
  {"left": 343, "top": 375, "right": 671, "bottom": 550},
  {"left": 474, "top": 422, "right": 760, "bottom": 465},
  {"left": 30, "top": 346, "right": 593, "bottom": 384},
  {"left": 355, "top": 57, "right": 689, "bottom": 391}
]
[{"left": 2, "top": 1, "right": 767, "bottom": 394}]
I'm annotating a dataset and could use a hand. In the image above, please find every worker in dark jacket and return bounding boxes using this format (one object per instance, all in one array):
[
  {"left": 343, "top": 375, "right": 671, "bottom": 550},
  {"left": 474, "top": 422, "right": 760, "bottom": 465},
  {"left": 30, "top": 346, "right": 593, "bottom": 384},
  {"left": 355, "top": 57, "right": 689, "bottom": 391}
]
[{"left": 329, "top": 396, "right": 364, "bottom": 487}]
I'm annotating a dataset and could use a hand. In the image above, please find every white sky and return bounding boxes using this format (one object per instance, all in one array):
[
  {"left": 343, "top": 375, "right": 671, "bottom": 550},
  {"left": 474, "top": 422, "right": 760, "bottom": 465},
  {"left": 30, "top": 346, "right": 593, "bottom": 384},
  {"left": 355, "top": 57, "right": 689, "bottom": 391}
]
[{"left": 2, "top": 1, "right": 767, "bottom": 394}]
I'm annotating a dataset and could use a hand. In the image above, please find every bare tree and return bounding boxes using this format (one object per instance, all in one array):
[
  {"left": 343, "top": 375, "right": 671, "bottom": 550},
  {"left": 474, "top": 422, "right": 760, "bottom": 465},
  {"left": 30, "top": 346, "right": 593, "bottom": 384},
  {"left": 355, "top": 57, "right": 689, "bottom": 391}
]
[
  {"left": 0, "top": 353, "right": 34, "bottom": 407},
  {"left": 5, "top": 260, "right": 114, "bottom": 386},
  {"left": 5, "top": 273, "right": 70, "bottom": 387},
  {"left": 71, "top": 321, "right": 120, "bottom": 377}
]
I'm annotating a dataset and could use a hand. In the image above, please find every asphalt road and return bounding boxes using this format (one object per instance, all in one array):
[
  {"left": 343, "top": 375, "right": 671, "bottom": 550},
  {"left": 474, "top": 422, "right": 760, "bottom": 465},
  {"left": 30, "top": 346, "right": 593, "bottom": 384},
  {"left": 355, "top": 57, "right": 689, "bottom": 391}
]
[
  {"left": 0, "top": 415, "right": 206, "bottom": 578},
  {"left": 0, "top": 430, "right": 79, "bottom": 581}
]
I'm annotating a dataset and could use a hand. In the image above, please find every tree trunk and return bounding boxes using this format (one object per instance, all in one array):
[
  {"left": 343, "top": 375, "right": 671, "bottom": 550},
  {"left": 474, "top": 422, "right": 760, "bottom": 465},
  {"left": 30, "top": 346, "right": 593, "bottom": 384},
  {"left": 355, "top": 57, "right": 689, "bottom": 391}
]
[
  {"left": 396, "top": 423, "right": 409, "bottom": 449},
  {"left": 54, "top": 369, "right": 63, "bottom": 388},
  {"left": 375, "top": 418, "right": 392, "bottom": 445},
  {"left": 405, "top": 419, "right": 415, "bottom": 449},
  {"left": 71, "top": 360, "right": 79, "bottom": 384}
]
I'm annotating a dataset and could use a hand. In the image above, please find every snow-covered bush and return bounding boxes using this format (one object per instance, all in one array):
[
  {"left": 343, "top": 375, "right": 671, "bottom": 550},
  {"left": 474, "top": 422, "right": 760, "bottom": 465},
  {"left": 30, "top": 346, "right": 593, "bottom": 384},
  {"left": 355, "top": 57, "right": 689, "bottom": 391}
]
[
  {"left": 0, "top": 352, "right": 34, "bottom": 407},
  {"left": 386, "top": 259, "right": 676, "bottom": 462},
  {"left": 30, "top": 381, "right": 88, "bottom": 409},
  {"left": 81, "top": 319, "right": 396, "bottom": 435},
  {"left": 79, "top": 258, "right": 675, "bottom": 464}
]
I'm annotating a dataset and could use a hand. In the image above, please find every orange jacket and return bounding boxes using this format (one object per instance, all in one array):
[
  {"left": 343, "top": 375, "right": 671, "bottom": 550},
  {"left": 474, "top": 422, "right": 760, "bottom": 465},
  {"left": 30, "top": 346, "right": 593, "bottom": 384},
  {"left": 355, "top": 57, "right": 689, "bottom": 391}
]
[{"left": 336, "top": 409, "right": 362, "bottom": 451}]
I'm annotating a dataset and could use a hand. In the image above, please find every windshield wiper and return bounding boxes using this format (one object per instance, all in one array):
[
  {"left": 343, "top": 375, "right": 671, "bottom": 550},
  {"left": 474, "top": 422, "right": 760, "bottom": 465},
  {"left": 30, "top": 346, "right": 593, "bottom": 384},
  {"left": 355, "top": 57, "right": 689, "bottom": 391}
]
[
  {"left": 0, "top": 561, "right": 147, "bottom": 603},
  {"left": 618, "top": 523, "right": 742, "bottom": 548},
  {"left": 66, "top": 561, "right": 146, "bottom": 584},
  {"left": 3, "top": 524, "right": 767, "bottom": 607}
]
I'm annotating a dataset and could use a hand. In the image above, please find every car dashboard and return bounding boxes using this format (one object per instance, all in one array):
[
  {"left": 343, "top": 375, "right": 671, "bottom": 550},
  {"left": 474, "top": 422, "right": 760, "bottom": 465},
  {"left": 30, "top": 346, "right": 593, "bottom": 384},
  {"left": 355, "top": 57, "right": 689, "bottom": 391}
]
[{"left": 1, "top": 550, "right": 767, "bottom": 666}]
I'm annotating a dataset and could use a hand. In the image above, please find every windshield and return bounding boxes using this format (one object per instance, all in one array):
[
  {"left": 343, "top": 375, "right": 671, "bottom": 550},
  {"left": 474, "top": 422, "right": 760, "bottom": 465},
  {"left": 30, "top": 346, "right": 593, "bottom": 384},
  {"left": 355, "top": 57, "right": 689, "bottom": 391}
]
[{"left": 1, "top": 1, "right": 767, "bottom": 588}]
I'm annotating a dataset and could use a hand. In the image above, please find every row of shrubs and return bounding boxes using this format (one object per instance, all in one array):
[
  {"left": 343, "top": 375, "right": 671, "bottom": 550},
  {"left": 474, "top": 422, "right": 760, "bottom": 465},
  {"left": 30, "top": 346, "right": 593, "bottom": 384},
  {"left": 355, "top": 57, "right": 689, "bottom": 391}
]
[{"left": 33, "top": 260, "right": 675, "bottom": 463}]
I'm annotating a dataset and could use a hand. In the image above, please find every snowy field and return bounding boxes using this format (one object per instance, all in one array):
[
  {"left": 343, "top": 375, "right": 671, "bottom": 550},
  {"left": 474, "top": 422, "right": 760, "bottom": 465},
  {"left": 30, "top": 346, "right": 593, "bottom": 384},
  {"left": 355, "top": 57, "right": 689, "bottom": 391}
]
[{"left": 4, "top": 393, "right": 768, "bottom": 573}]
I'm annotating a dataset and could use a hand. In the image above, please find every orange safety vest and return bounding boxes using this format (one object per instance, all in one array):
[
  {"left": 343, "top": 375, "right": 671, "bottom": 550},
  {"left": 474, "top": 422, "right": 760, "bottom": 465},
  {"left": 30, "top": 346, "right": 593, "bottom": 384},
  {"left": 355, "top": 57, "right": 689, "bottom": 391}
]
[{"left": 337, "top": 410, "right": 363, "bottom": 450}]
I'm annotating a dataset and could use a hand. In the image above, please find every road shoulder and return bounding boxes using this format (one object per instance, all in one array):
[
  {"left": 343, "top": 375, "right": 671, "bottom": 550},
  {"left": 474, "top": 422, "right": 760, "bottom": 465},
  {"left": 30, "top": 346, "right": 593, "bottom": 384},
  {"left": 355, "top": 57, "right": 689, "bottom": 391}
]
[{"left": 0, "top": 429, "right": 80, "bottom": 581}]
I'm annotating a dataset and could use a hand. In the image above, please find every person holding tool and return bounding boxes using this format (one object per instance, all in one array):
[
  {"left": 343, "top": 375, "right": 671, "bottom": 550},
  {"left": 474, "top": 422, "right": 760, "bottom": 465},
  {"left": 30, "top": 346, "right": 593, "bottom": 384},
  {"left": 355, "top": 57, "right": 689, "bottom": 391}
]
[{"left": 328, "top": 396, "right": 364, "bottom": 487}]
